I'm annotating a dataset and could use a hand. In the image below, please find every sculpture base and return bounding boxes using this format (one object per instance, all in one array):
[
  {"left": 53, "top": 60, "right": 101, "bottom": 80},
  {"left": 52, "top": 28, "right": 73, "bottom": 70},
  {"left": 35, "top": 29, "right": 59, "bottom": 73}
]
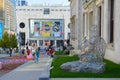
[{"left": 61, "top": 61, "right": 105, "bottom": 73}]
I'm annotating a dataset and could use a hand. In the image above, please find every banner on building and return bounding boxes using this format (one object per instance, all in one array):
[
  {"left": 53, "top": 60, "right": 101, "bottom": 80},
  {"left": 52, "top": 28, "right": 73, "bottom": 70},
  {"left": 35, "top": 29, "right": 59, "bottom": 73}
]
[
  {"left": 41, "top": 21, "right": 52, "bottom": 37},
  {"left": 29, "top": 19, "right": 64, "bottom": 39}
]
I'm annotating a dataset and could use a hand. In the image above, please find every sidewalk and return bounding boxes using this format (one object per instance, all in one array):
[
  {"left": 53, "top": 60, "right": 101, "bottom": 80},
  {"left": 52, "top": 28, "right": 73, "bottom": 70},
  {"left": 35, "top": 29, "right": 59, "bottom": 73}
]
[
  {"left": 0, "top": 55, "right": 52, "bottom": 80},
  {"left": 0, "top": 54, "right": 120, "bottom": 80}
]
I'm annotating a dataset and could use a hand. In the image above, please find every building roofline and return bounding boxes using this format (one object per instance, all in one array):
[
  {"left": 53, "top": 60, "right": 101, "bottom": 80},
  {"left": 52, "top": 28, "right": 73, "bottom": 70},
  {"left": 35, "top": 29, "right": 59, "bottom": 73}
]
[{"left": 16, "top": 5, "right": 70, "bottom": 8}]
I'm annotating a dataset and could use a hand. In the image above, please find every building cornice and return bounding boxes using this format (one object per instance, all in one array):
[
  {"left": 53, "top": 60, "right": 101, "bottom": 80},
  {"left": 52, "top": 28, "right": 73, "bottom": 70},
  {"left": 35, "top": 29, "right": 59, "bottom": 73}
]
[{"left": 82, "top": 0, "right": 96, "bottom": 9}]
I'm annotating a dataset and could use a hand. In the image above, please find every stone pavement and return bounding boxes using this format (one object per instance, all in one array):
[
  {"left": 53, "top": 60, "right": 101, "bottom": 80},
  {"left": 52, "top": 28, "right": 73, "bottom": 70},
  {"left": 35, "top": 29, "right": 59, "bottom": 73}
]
[
  {"left": 0, "top": 55, "right": 52, "bottom": 80},
  {"left": 0, "top": 75, "right": 2, "bottom": 78},
  {"left": 0, "top": 53, "right": 120, "bottom": 80}
]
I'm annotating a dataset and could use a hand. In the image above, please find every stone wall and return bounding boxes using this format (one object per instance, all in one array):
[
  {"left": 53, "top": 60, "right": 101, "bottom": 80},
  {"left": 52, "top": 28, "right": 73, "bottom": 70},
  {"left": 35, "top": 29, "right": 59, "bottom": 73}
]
[{"left": 69, "top": 50, "right": 81, "bottom": 56}]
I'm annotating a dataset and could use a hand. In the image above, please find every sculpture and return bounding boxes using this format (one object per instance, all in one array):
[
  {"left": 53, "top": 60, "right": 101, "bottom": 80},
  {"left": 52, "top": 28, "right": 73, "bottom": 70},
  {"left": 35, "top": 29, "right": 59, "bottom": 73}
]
[
  {"left": 79, "top": 36, "right": 106, "bottom": 62},
  {"left": 79, "top": 25, "right": 106, "bottom": 62},
  {"left": 61, "top": 25, "right": 106, "bottom": 73}
]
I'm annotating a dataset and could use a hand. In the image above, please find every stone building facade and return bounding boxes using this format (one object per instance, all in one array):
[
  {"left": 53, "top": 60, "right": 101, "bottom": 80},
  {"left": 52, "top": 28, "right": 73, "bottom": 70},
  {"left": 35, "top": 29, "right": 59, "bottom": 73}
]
[
  {"left": 69, "top": 0, "right": 120, "bottom": 64},
  {"left": 16, "top": 5, "right": 70, "bottom": 48},
  {"left": 69, "top": 0, "right": 83, "bottom": 49}
]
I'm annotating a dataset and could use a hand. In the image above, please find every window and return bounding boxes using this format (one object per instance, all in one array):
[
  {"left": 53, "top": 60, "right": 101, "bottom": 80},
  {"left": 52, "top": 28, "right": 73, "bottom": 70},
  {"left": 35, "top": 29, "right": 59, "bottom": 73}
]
[
  {"left": 19, "top": 9, "right": 22, "bottom": 11},
  {"left": 18, "top": 1, "right": 20, "bottom": 6},
  {"left": 110, "top": 0, "right": 114, "bottom": 43},
  {"left": 63, "top": 9, "right": 66, "bottom": 11},
  {"left": 36, "top": 9, "right": 39, "bottom": 11},
  {"left": 68, "top": 9, "right": 70, "bottom": 11},
  {"left": 99, "top": 6, "right": 102, "bottom": 37},
  {"left": 27, "top": 9, "right": 30, "bottom": 11},
  {"left": 31, "top": 9, "right": 34, "bottom": 11},
  {"left": 55, "top": 9, "right": 58, "bottom": 11},
  {"left": 51, "top": 9, "right": 54, "bottom": 11},
  {"left": 23, "top": 9, "right": 26, "bottom": 11},
  {"left": 60, "top": 9, "right": 63, "bottom": 11},
  {"left": 39, "top": 40, "right": 43, "bottom": 46},
  {"left": 40, "top": 9, "right": 42, "bottom": 11},
  {"left": 68, "top": 33, "right": 70, "bottom": 40},
  {"left": 44, "top": 8, "right": 50, "bottom": 14}
]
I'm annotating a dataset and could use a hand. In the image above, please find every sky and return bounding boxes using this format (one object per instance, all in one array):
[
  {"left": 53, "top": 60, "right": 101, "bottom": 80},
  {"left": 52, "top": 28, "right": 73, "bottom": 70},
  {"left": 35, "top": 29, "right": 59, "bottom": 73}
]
[{"left": 26, "top": 0, "right": 70, "bottom": 6}]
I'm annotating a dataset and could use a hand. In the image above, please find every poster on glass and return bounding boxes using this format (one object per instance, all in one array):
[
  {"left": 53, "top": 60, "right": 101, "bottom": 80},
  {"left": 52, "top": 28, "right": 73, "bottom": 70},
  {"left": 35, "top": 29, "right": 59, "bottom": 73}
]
[
  {"left": 53, "top": 22, "right": 63, "bottom": 38},
  {"left": 41, "top": 22, "right": 52, "bottom": 37},
  {"left": 34, "top": 21, "right": 40, "bottom": 36}
]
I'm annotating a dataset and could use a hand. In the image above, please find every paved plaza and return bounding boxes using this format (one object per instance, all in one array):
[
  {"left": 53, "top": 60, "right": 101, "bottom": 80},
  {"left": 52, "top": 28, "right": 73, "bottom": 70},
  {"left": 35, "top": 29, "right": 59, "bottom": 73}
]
[
  {"left": 0, "top": 54, "right": 120, "bottom": 80},
  {"left": 0, "top": 54, "right": 52, "bottom": 80}
]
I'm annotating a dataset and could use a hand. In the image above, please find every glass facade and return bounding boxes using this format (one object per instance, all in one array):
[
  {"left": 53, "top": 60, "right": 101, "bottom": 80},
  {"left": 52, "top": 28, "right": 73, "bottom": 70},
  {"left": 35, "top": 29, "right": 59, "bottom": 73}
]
[
  {"left": 44, "top": 8, "right": 50, "bottom": 14},
  {"left": 0, "top": 21, "right": 3, "bottom": 39},
  {"left": 16, "top": 0, "right": 28, "bottom": 6}
]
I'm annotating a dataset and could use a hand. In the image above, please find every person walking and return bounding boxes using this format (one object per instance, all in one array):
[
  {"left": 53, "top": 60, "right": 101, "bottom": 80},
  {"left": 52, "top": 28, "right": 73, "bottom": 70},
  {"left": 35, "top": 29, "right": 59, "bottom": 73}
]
[
  {"left": 44, "top": 43, "right": 48, "bottom": 55},
  {"left": 30, "top": 43, "right": 36, "bottom": 59},
  {"left": 9, "top": 48, "right": 12, "bottom": 57},
  {"left": 26, "top": 46, "right": 30, "bottom": 56},
  {"left": 35, "top": 47, "right": 40, "bottom": 63},
  {"left": 22, "top": 48, "right": 25, "bottom": 57},
  {"left": 18, "top": 47, "right": 23, "bottom": 58},
  {"left": 48, "top": 46, "right": 55, "bottom": 58}
]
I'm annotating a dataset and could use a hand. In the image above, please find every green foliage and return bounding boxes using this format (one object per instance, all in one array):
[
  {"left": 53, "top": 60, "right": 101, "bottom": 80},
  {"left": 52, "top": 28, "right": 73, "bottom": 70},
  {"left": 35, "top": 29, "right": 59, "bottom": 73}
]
[
  {"left": 55, "top": 51, "right": 67, "bottom": 55},
  {"left": 50, "top": 52, "right": 120, "bottom": 78},
  {"left": 9, "top": 34, "right": 17, "bottom": 48},
  {"left": 0, "top": 32, "right": 18, "bottom": 48},
  {"left": 0, "top": 32, "right": 10, "bottom": 48}
]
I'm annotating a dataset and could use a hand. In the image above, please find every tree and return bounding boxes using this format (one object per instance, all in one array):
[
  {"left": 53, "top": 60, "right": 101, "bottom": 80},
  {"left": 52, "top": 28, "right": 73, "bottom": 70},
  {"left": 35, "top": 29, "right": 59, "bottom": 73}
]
[
  {"left": 0, "top": 32, "right": 18, "bottom": 48},
  {"left": 0, "top": 32, "right": 10, "bottom": 48},
  {"left": 9, "top": 34, "right": 17, "bottom": 48}
]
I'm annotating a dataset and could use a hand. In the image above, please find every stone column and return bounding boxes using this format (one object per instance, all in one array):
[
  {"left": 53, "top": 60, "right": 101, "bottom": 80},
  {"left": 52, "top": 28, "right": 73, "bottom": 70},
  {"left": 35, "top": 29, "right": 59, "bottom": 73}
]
[
  {"left": 77, "top": 0, "right": 83, "bottom": 49},
  {"left": 114, "top": 0, "right": 120, "bottom": 54},
  {"left": 103, "top": 0, "right": 109, "bottom": 43}
]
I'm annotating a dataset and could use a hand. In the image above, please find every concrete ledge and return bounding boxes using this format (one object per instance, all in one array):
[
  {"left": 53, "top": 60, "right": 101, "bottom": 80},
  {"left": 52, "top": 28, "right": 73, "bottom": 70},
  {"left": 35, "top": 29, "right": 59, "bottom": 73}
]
[
  {"left": 39, "top": 77, "right": 49, "bottom": 80},
  {"left": 69, "top": 50, "right": 81, "bottom": 56},
  {"left": 39, "top": 68, "right": 50, "bottom": 80}
]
